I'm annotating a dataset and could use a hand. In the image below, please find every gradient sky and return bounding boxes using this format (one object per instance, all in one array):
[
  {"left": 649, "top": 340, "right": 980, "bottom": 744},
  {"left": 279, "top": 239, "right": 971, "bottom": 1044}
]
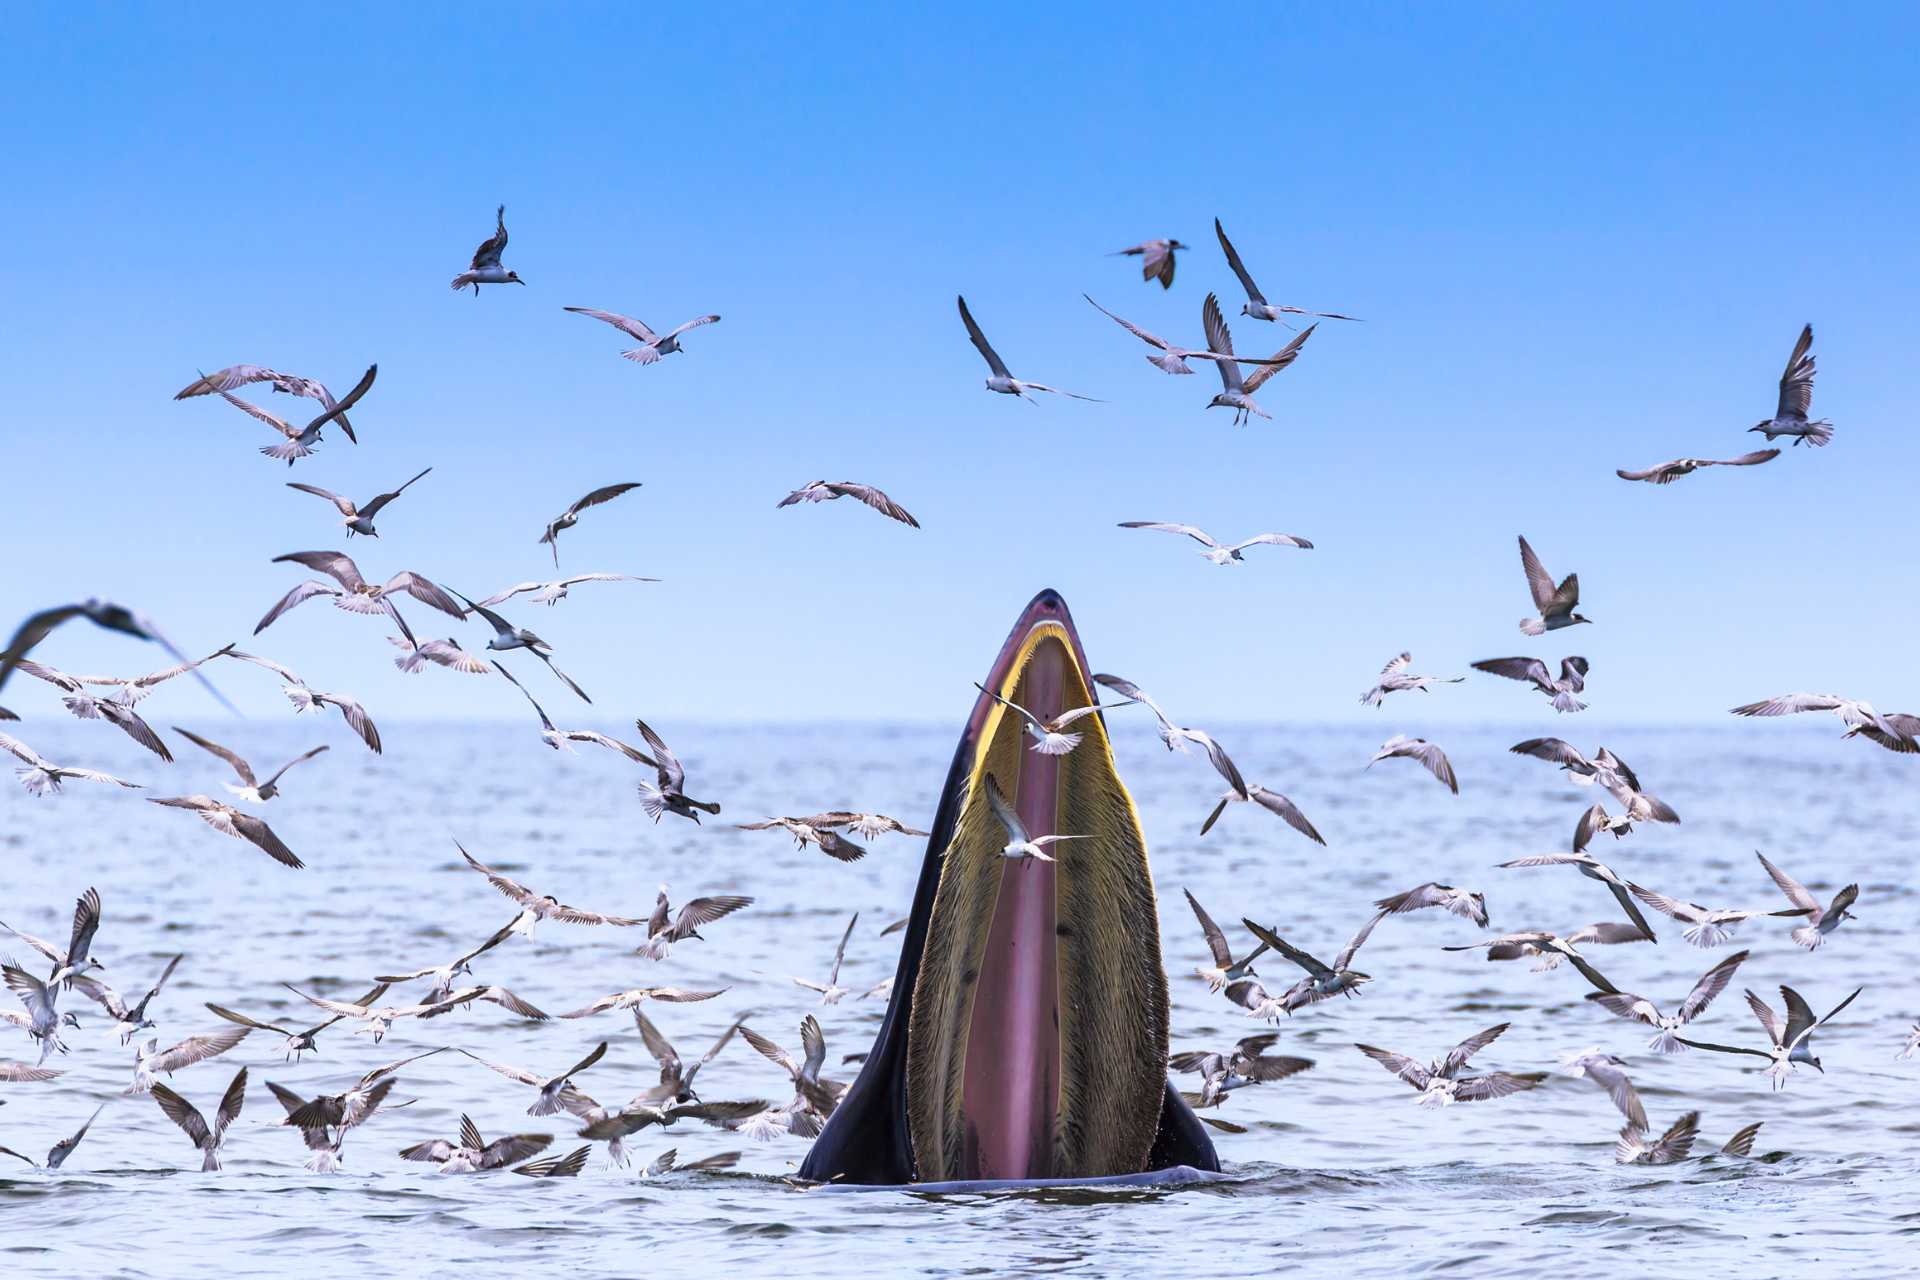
[{"left": 3, "top": 5, "right": 1916, "bottom": 727}]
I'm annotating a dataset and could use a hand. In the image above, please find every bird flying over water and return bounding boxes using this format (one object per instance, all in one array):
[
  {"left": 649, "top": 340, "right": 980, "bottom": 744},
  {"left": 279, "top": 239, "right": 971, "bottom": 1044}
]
[
  {"left": 1359, "top": 653, "right": 1463, "bottom": 706},
  {"left": 450, "top": 204, "right": 522, "bottom": 292},
  {"left": 1559, "top": 1050, "right": 1647, "bottom": 1129},
  {"left": 220, "top": 650, "right": 382, "bottom": 754},
  {"left": 1, "top": 598, "right": 236, "bottom": 716},
  {"left": 1119, "top": 520, "right": 1313, "bottom": 564},
  {"left": 0, "top": 731, "right": 143, "bottom": 797},
  {"left": 1730, "top": 693, "right": 1918, "bottom": 753},
  {"left": 1679, "top": 984, "right": 1863, "bottom": 1089},
  {"left": 149, "top": 796, "right": 304, "bottom": 868},
  {"left": 286, "top": 466, "right": 432, "bottom": 538},
  {"left": 1515, "top": 535, "right": 1590, "bottom": 635},
  {"left": 401, "top": 1114, "right": 553, "bottom": 1173},
  {"left": 1616, "top": 449, "right": 1778, "bottom": 484},
  {"left": 6, "top": 661, "right": 174, "bottom": 759},
  {"left": 958, "top": 294, "right": 1099, "bottom": 403},
  {"left": 150, "top": 1066, "right": 246, "bottom": 1171},
  {"left": 1586, "top": 950, "right": 1749, "bottom": 1054},
  {"left": 537, "top": 482, "right": 642, "bottom": 567},
  {"left": 457, "top": 595, "right": 591, "bottom": 703},
  {"left": 638, "top": 886, "right": 753, "bottom": 962},
  {"left": 1356, "top": 1023, "right": 1544, "bottom": 1107},
  {"left": 793, "top": 913, "right": 859, "bottom": 1005},
  {"left": 1, "top": 888, "right": 103, "bottom": 991},
  {"left": 1198, "top": 783, "right": 1325, "bottom": 845},
  {"left": 257, "top": 551, "right": 465, "bottom": 632},
  {"left": 1626, "top": 881, "right": 1808, "bottom": 948},
  {"left": 973, "top": 682, "right": 1124, "bottom": 756},
  {"left": 1241, "top": 915, "right": 1378, "bottom": 1012},
  {"left": 1755, "top": 851, "right": 1858, "bottom": 950},
  {"left": 1373, "top": 882, "right": 1489, "bottom": 928},
  {"left": 1215, "top": 218, "right": 1361, "bottom": 322},
  {"left": 70, "top": 953, "right": 182, "bottom": 1045},
  {"left": 1496, "top": 852, "right": 1659, "bottom": 944},
  {"left": 126, "top": 1024, "right": 250, "bottom": 1094},
  {"left": 1472, "top": 656, "right": 1589, "bottom": 714},
  {"left": 982, "top": 774, "right": 1085, "bottom": 864},
  {"left": 1111, "top": 237, "right": 1187, "bottom": 289},
  {"left": 778, "top": 481, "right": 920, "bottom": 528},
  {"left": 632, "top": 720, "right": 721, "bottom": 822},
  {"left": 1367, "top": 736, "right": 1459, "bottom": 793},
  {"left": 457, "top": 842, "right": 645, "bottom": 935},
  {"left": 1184, "top": 889, "right": 1269, "bottom": 994},
  {"left": 735, "top": 815, "right": 867, "bottom": 863},
  {"left": 171, "top": 729, "right": 327, "bottom": 803},
  {"left": 1747, "top": 324, "right": 1833, "bottom": 446},
  {"left": 0, "top": 1103, "right": 102, "bottom": 1169},
  {"left": 1170, "top": 1032, "right": 1312, "bottom": 1106},
  {"left": 565, "top": 306, "right": 719, "bottom": 365},
  {"left": 475, "top": 573, "right": 656, "bottom": 608}
]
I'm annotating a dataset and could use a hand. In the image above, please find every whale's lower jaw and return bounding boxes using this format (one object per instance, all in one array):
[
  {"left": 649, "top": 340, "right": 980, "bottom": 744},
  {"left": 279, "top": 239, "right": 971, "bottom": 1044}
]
[{"left": 800, "top": 589, "right": 1213, "bottom": 1185}]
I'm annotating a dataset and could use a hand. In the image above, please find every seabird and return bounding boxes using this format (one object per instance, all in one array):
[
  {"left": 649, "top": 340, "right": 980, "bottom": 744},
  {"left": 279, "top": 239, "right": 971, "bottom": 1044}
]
[
  {"left": 1626, "top": 881, "right": 1809, "bottom": 948},
  {"left": 1730, "top": 692, "right": 1918, "bottom": 752},
  {"left": 1756, "top": 851, "right": 1858, "bottom": 950},
  {"left": 1747, "top": 324, "right": 1833, "bottom": 446},
  {"left": 1679, "top": 984, "right": 1863, "bottom": 1089},
  {"left": 1215, "top": 217, "right": 1361, "bottom": 322},
  {"left": 1616, "top": 449, "right": 1779, "bottom": 484},
  {"left": 450, "top": 205, "right": 523, "bottom": 292},
  {"left": 171, "top": 728, "right": 327, "bottom": 803},
  {"left": 1496, "top": 852, "right": 1659, "bottom": 943},
  {"left": 148, "top": 795, "right": 303, "bottom": 869},
  {"left": 1515, "top": 535, "right": 1591, "bottom": 635},
  {"left": 565, "top": 306, "right": 719, "bottom": 365},
  {"left": 794, "top": 811, "right": 928, "bottom": 842},
  {"left": 736, "top": 1014, "right": 842, "bottom": 1141},
  {"left": 374, "top": 921, "right": 517, "bottom": 1005},
  {"left": 560, "top": 986, "right": 727, "bottom": 1021},
  {"left": 1373, "top": 882, "right": 1489, "bottom": 928},
  {"left": 175, "top": 365, "right": 362, "bottom": 441},
  {"left": 0, "top": 1103, "right": 103, "bottom": 1169},
  {"left": 220, "top": 650, "right": 382, "bottom": 753},
  {"left": 1, "top": 597, "right": 237, "bottom": 715},
  {"left": 777, "top": 481, "right": 920, "bottom": 528},
  {"left": 1111, "top": 238, "right": 1187, "bottom": 289},
  {"left": 983, "top": 773, "right": 1086, "bottom": 864},
  {"left": 388, "top": 627, "right": 490, "bottom": 677},
  {"left": 633, "top": 1008, "right": 747, "bottom": 1106},
  {"left": 6, "top": 659, "right": 180, "bottom": 759},
  {"left": 632, "top": 719, "right": 722, "bottom": 822},
  {"left": 1089, "top": 675, "right": 1250, "bottom": 796},
  {"left": 957, "top": 294, "right": 1100, "bottom": 403},
  {"left": 1184, "top": 889, "right": 1269, "bottom": 993},
  {"left": 793, "top": 914, "right": 859, "bottom": 1005},
  {"left": 267, "top": 1076, "right": 397, "bottom": 1172},
  {"left": 1558, "top": 1049, "right": 1647, "bottom": 1129},
  {"left": 286, "top": 983, "right": 544, "bottom": 1042},
  {"left": 1585, "top": 950, "right": 1749, "bottom": 1053},
  {"left": 1241, "top": 915, "right": 1379, "bottom": 1012},
  {"left": 1198, "top": 783, "right": 1325, "bottom": 844},
  {"left": 1367, "top": 735, "right": 1459, "bottom": 793},
  {"left": 285, "top": 466, "right": 431, "bottom": 537},
  {"left": 1614, "top": 1110, "right": 1700, "bottom": 1164},
  {"left": 70, "top": 954, "right": 182, "bottom": 1045},
  {"left": 456, "top": 595, "right": 591, "bottom": 703},
  {"left": 643, "top": 1147, "right": 741, "bottom": 1176},
  {"left": 0, "top": 1061, "right": 63, "bottom": 1083},
  {"left": 974, "top": 682, "right": 1127, "bottom": 756},
  {"left": 1508, "top": 738, "right": 1679, "bottom": 842},
  {"left": 207, "top": 364, "right": 377, "bottom": 465},
  {"left": 1169, "top": 1032, "right": 1313, "bottom": 1105},
  {"left": 1118, "top": 520, "right": 1313, "bottom": 564},
  {"left": 0, "top": 732, "right": 143, "bottom": 796},
  {"left": 536, "top": 482, "right": 643, "bottom": 567},
  {"left": 1442, "top": 923, "right": 1649, "bottom": 976},
  {"left": 1, "top": 887, "right": 104, "bottom": 989},
  {"left": 1359, "top": 653, "right": 1464, "bottom": 706},
  {"left": 736, "top": 816, "right": 868, "bottom": 863},
  {"left": 637, "top": 886, "right": 753, "bottom": 961},
  {"left": 475, "top": 573, "right": 657, "bottom": 608},
  {"left": 400, "top": 1115, "right": 552, "bottom": 1173},
  {"left": 1083, "top": 294, "right": 1295, "bottom": 375},
  {"left": 1200, "top": 292, "right": 1315, "bottom": 424},
  {"left": 2, "top": 959, "right": 79, "bottom": 1062},
  {"left": 126, "top": 1024, "right": 250, "bottom": 1094},
  {"left": 205, "top": 984, "right": 390, "bottom": 1060},
  {"left": 1355, "top": 1023, "right": 1545, "bottom": 1107},
  {"left": 1471, "top": 656, "right": 1590, "bottom": 714},
  {"left": 149, "top": 1066, "right": 246, "bottom": 1171},
  {"left": 457, "top": 841, "right": 648, "bottom": 935},
  {"left": 256, "top": 550, "right": 465, "bottom": 632},
  {"left": 460, "top": 1042, "right": 609, "bottom": 1117}
]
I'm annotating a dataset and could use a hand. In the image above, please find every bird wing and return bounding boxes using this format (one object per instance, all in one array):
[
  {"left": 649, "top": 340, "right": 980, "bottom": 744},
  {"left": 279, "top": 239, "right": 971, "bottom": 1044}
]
[
  {"left": 298, "top": 365, "right": 376, "bottom": 435},
  {"left": 153, "top": 1025, "right": 250, "bottom": 1073},
  {"left": 1755, "top": 851, "right": 1819, "bottom": 913},
  {"left": 1200, "top": 293, "right": 1240, "bottom": 396},
  {"left": 671, "top": 895, "right": 752, "bottom": 940},
  {"left": 1776, "top": 323, "right": 1816, "bottom": 418},
  {"left": 1248, "top": 788, "right": 1326, "bottom": 844},
  {"left": 1091, "top": 674, "right": 1176, "bottom": 733},
  {"left": 475, "top": 582, "right": 546, "bottom": 607},
  {"left": 1508, "top": 736, "right": 1590, "bottom": 769},
  {"left": 1239, "top": 918, "right": 1330, "bottom": 978},
  {"left": 63, "top": 887, "right": 103, "bottom": 969},
  {"left": 827, "top": 913, "right": 858, "bottom": 985},
  {"left": 214, "top": 1066, "right": 248, "bottom": 1137},
  {"left": 1183, "top": 889, "right": 1233, "bottom": 968},
  {"left": 1472, "top": 657, "right": 1553, "bottom": 692},
  {"left": 1452, "top": 1072, "right": 1546, "bottom": 1102},
  {"left": 1332, "top": 912, "right": 1383, "bottom": 971},
  {"left": 150, "top": 1083, "right": 211, "bottom": 1148},
  {"left": 1745, "top": 989, "right": 1785, "bottom": 1046},
  {"left": 1720, "top": 1121, "right": 1763, "bottom": 1158},
  {"left": 456, "top": 842, "right": 536, "bottom": 907},
  {"left": 1178, "top": 731, "right": 1250, "bottom": 800},
  {"left": 1400, "top": 739, "right": 1458, "bottom": 792},
  {"left": 258, "top": 745, "right": 329, "bottom": 792},
  {"left": 1561, "top": 657, "right": 1591, "bottom": 689},
  {"left": 253, "top": 581, "right": 338, "bottom": 633},
  {"left": 982, "top": 773, "right": 1030, "bottom": 845},
  {"left": 379, "top": 573, "right": 465, "bottom": 621},
  {"left": 632, "top": 719, "right": 685, "bottom": 790},
  {"left": 1215, "top": 218, "right": 1264, "bottom": 304},
  {"left": 1679, "top": 950, "right": 1750, "bottom": 1023},
  {"left": 459, "top": 1048, "right": 543, "bottom": 1086},
  {"left": 1241, "top": 324, "right": 1317, "bottom": 393},
  {"left": 170, "top": 727, "right": 256, "bottom": 787},
  {"left": 824, "top": 483, "right": 920, "bottom": 528},
  {"left": 565, "top": 482, "right": 644, "bottom": 519},
  {"left": 564, "top": 306, "right": 657, "bottom": 342},
  {"left": 1730, "top": 692, "right": 1842, "bottom": 718},
  {"left": 274, "top": 551, "right": 367, "bottom": 593},
  {"left": 1625, "top": 883, "right": 1697, "bottom": 923},
  {"left": 1117, "top": 521, "right": 1221, "bottom": 549},
  {"left": 1646, "top": 1111, "right": 1702, "bottom": 1163},
  {"left": 286, "top": 483, "right": 357, "bottom": 517},
  {"left": 956, "top": 295, "right": 1011, "bottom": 378},
  {"left": 1517, "top": 536, "right": 1557, "bottom": 612},
  {"left": 1615, "top": 461, "right": 1684, "bottom": 484},
  {"left": 1441, "top": 1023, "right": 1510, "bottom": 1075},
  {"left": 1226, "top": 533, "right": 1313, "bottom": 552},
  {"left": 483, "top": 1133, "right": 555, "bottom": 1169},
  {"left": 358, "top": 466, "right": 433, "bottom": 519},
  {"left": 664, "top": 314, "right": 721, "bottom": 341},
  {"left": 740, "top": 1025, "right": 798, "bottom": 1077},
  {"left": 1710, "top": 449, "right": 1780, "bottom": 468},
  {"left": 469, "top": 205, "right": 508, "bottom": 269},
  {"left": 230, "top": 812, "right": 303, "bottom": 868},
  {"left": 1356, "top": 1044, "right": 1430, "bottom": 1089},
  {"left": 1083, "top": 294, "right": 1173, "bottom": 351}
]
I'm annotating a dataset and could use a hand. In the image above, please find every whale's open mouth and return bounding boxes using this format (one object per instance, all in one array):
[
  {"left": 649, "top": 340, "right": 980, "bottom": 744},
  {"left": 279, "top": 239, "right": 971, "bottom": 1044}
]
[{"left": 800, "top": 590, "right": 1213, "bottom": 1186}]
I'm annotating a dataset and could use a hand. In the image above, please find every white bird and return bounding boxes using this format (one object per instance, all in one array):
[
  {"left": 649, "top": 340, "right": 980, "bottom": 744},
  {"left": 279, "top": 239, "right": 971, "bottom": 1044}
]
[
  {"left": 149, "top": 1066, "right": 246, "bottom": 1171},
  {"left": 1471, "top": 656, "right": 1590, "bottom": 714},
  {"left": 489, "top": 661, "right": 635, "bottom": 755},
  {"left": 734, "top": 816, "right": 868, "bottom": 863},
  {"left": 171, "top": 728, "right": 327, "bottom": 803},
  {"left": 475, "top": 573, "right": 657, "bottom": 608},
  {"left": 1495, "top": 852, "right": 1660, "bottom": 943},
  {"left": 148, "top": 795, "right": 304, "bottom": 868},
  {"left": 1083, "top": 294, "right": 1296, "bottom": 375},
  {"left": 456, "top": 842, "right": 646, "bottom": 937},
  {"left": 285, "top": 466, "right": 431, "bottom": 538},
  {"left": 1586, "top": 950, "right": 1750, "bottom": 1054},
  {"left": 958, "top": 295, "right": 1100, "bottom": 403},
  {"left": 1616, "top": 450, "right": 1779, "bottom": 484},
  {"left": 1367, "top": 736, "right": 1459, "bottom": 793},
  {"left": 0, "top": 731, "right": 143, "bottom": 797},
  {"left": 287, "top": 984, "right": 544, "bottom": 1042},
  {"left": 1627, "top": 882, "right": 1809, "bottom": 948},
  {"left": 1613, "top": 1110, "right": 1701, "bottom": 1165},
  {"left": 220, "top": 651, "right": 382, "bottom": 754},
  {"left": 3, "top": 960, "right": 79, "bottom": 1062},
  {"left": 1359, "top": 653, "right": 1464, "bottom": 706},
  {"left": 1372, "top": 882, "right": 1488, "bottom": 928},
  {"left": 982, "top": 774, "right": 1086, "bottom": 863},
  {"left": 175, "top": 365, "right": 362, "bottom": 442},
  {"left": 256, "top": 551, "right": 466, "bottom": 632},
  {"left": 1184, "top": 889, "right": 1269, "bottom": 993},
  {"left": 457, "top": 596, "right": 591, "bottom": 703},
  {"left": 6, "top": 660, "right": 175, "bottom": 760},
  {"left": 1756, "top": 851, "right": 1858, "bottom": 950},
  {"left": 1198, "top": 783, "right": 1325, "bottom": 845},
  {"left": 126, "top": 1025, "right": 250, "bottom": 1094},
  {"left": 1356, "top": 1023, "right": 1543, "bottom": 1107},
  {"left": 1118, "top": 520, "right": 1313, "bottom": 564},
  {"left": 69, "top": 954, "right": 182, "bottom": 1045},
  {"left": 793, "top": 914, "right": 859, "bottom": 1005},
  {"left": 1, "top": 887, "right": 104, "bottom": 990},
  {"left": 1200, "top": 293, "right": 1315, "bottom": 425},
  {"left": 207, "top": 364, "right": 377, "bottom": 465},
  {"left": 1730, "top": 692, "right": 1918, "bottom": 752},
  {"left": 1110, "top": 238, "right": 1186, "bottom": 289},
  {"left": 973, "top": 682, "right": 1126, "bottom": 756},
  {"left": 388, "top": 631, "right": 491, "bottom": 676},
  {"left": 1747, "top": 324, "right": 1833, "bottom": 446},
  {"left": 1679, "top": 985, "right": 1863, "bottom": 1089},
  {"left": 400, "top": 1115, "right": 553, "bottom": 1173},
  {"left": 536, "top": 482, "right": 643, "bottom": 567},
  {"left": 450, "top": 205, "right": 523, "bottom": 292},
  {"left": 1516, "top": 535, "right": 1591, "bottom": 635},
  {"left": 777, "top": 481, "right": 920, "bottom": 528},
  {"left": 374, "top": 922, "right": 516, "bottom": 1006},
  {"left": 1215, "top": 218, "right": 1361, "bottom": 323},
  {"left": 565, "top": 306, "right": 719, "bottom": 365},
  {"left": 637, "top": 886, "right": 754, "bottom": 962},
  {"left": 460, "top": 1042, "right": 609, "bottom": 1117},
  {"left": 1559, "top": 1049, "right": 1647, "bottom": 1129},
  {"left": 0, "top": 1103, "right": 102, "bottom": 1169}
]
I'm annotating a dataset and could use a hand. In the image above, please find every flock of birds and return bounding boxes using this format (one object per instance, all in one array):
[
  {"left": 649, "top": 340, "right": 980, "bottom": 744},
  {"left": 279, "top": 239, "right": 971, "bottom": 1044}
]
[{"left": 0, "top": 204, "right": 1907, "bottom": 1181}]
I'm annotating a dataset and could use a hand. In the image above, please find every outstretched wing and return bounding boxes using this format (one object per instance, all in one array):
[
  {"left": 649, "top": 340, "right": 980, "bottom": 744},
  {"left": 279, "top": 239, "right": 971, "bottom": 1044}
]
[
  {"left": 956, "top": 295, "right": 1010, "bottom": 378},
  {"left": 1215, "top": 218, "right": 1264, "bottom": 304},
  {"left": 1776, "top": 323, "right": 1816, "bottom": 419}
]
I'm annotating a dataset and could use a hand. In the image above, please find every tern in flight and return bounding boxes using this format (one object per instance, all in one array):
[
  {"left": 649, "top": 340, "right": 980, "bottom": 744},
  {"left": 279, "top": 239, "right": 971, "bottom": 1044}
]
[
  {"left": 175, "top": 364, "right": 363, "bottom": 442},
  {"left": 1616, "top": 450, "right": 1778, "bottom": 484},
  {"left": 1119, "top": 520, "right": 1313, "bottom": 564},
  {"left": 450, "top": 204, "right": 523, "bottom": 292},
  {"left": 1083, "top": 294, "right": 1294, "bottom": 376},
  {"left": 536, "top": 482, "right": 642, "bottom": 568},
  {"left": 1679, "top": 984, "right": 1863, "bottom": 1089},
  {"left": 1110, "top": 237, "right": 1186, "bottom": 289},
  {"left": 208, "top": 365, "right": 377, "bottom": 465},
  {"left": 958, "top": 295, "right": 1100, "bottom": 403},
  {"left": 285, "top": 466, "right": 431, "bottom": 538},
  {"left": 777, "top": 481, "right": 920, "bottom": 528},
  {"left": 1359, "top": 653, "right": 1464, "bottom": 707},
  {"left": 1515, "top": 535, "right": 1591, "bottom": 635},
  {"left": 1472, "top": 656, "right": 1590, "bottom": 714},
  {"left": 983, "top": 774, "right": 1086, "bottom": 864},
  {"left": 1747, "top": 324, "right": 1833, "bottom": 446},
  {"left": 1201, "top": 292, "right": 1315, "bottom": 424},
  {"left": 974, "top": 682, "right": 1127, "bottom": 756},
  {"left": 1215, "top": 217, "right": 1361, "bottom": 323},
  {"left": 565, "top": 306, "right": 720, "bottom": 365}
]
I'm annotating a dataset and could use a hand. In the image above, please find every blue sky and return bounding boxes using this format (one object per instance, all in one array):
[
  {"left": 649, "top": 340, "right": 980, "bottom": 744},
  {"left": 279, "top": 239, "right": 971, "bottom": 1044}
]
[{"left": 2, "top": 5, "right": 1916, "bottom": 726}]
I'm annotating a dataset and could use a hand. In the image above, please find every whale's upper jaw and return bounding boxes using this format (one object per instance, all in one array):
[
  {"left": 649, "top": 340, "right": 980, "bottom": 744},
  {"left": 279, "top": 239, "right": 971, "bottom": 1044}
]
[{"left": 799, "top": 588, "right": 1204, "bottom": 1185}]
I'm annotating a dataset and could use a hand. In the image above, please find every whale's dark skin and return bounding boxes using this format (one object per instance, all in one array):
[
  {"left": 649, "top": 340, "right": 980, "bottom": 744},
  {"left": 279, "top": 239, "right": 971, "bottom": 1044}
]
[{"left": 799, "top": 589, "right": 1218, "bottom": 1185}]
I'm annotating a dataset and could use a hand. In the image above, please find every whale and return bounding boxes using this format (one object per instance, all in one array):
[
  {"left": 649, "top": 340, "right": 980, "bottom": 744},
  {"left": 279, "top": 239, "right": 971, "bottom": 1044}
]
[{"left": 799, "top": 588, "right": 1218, "bottom": 1185}]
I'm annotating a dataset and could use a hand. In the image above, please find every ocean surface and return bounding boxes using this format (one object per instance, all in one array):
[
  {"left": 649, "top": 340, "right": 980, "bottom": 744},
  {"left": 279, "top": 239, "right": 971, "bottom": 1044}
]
[{"left": 1, "top": 718, "right": 1914, "bottom": 1279}]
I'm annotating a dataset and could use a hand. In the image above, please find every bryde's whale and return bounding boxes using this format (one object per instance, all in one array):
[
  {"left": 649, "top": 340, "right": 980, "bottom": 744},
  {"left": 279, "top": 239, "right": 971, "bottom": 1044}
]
[{"left": 800, "top": 589, "right": 1218, "bottom": 1185}]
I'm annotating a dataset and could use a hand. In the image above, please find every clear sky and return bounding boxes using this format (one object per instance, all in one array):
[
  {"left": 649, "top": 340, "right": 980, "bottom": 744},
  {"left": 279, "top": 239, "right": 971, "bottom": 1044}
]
[{"left": 3, "top": 4, "right": 1916, "bottom": 727}]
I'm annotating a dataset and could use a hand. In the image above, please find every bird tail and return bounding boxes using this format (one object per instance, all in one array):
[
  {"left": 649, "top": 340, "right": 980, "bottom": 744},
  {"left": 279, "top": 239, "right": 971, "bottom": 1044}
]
[
  {"left": 202, "top": 1150, "right": 222, "bottom": 1172},
  {"left": 1791, "top": 924, "right": 1824, "bottom": 950},
  {"left": 1519, "top": 618, "right": 1547, "bottom": 636},
  {"left": 1803, "top": 420, "right": 1834, "bottom": 447},
  {"left": 261, "top": 439, "right": 315, "bottom": 464},
  {"left": 1649, "top": 1030, "right": 1686, "bottom": 1056},
  {"left": 1682, "top": 921, "right": 1731, "bottom": 948},
  {"left": 1550, "top": 691, "right": 1587, "bottom": 714},
  {"left": 1360, "top": 688, "right": 1385, "bottom": 707},
  {"left": 637, "top": 783, "right": 667, "bottom": 822},
  {"left": 1034, "top": 731, "right": 1082, "bottom": 756}
]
